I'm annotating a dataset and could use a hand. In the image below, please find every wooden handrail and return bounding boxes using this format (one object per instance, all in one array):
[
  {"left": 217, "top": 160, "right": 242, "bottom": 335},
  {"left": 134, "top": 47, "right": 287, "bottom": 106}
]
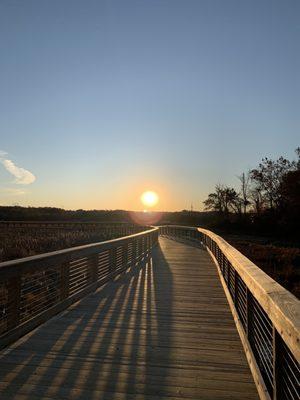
[
  {"left": 159, "top": 225, "right": 300, "bottom": 400},
  {"left": 198, "top": 228, "right": 300, "bottom": 359},
  {"left": 0, "top": 226, "right": 159, "bottom": 349},
  {"left": 0, "top": 226, "right": 152, "bottom": 277}
]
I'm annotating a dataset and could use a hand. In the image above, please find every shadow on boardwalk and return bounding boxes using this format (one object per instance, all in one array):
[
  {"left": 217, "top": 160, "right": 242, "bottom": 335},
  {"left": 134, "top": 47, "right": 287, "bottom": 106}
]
[
  {"left": 0, "top": 244, "right": 174, "bottom": 399},
  {"left": 0, "top": 238, "right": 259, "bottom": 399}
]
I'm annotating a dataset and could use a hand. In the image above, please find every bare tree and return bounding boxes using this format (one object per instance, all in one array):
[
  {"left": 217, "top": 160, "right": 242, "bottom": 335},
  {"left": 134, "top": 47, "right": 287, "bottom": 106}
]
[
  {"left": 238, "top": 171, "right": 251, "bottom": 214},
  {"left": 249, "top": 186, "right": 264, "bottom": 214},
  {"left": 295, "top": 147, "right": 300, "bottom": 170}
]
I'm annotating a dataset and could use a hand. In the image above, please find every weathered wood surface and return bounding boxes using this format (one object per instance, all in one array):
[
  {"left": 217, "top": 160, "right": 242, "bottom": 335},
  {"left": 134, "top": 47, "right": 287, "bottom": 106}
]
[{"left": 0, "top": 237, "right": 259, "bottom": 399}]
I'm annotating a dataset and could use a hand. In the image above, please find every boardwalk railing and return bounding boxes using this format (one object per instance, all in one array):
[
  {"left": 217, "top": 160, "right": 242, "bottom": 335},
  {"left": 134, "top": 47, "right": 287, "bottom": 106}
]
[
  {"left": 159, "top": 225, "right": 300, "bottom": 400},
  {"left": 0, "top": 225, "right": 158, "bottom": 349}
]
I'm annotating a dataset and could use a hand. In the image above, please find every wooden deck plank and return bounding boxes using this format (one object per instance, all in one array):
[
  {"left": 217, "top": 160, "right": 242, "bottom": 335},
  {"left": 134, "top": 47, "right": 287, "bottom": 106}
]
[{"left": 0, "top": 237, "right": 259, "bottom": 399}]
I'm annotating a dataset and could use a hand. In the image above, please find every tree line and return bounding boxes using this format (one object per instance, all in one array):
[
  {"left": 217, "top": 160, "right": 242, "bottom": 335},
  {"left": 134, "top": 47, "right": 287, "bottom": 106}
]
[
  {"left": 0, "top": 207, "right": 132, "bottom": 222},
  {"left": 203, "top": 148, "right": 300, "bottom": 238}
]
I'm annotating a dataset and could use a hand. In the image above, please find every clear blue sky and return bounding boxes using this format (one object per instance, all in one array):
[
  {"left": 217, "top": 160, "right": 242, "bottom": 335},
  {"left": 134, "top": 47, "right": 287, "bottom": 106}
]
[{"left": 0, "top": 0, "right": 299, "bottom": 210}]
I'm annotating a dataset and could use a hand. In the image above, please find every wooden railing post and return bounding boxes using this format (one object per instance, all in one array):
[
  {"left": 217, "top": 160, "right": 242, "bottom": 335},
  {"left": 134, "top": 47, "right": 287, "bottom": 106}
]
[
  {"left": 136, "top": 239, "right": 140, "bottom": 262},
  {"left": 91, "top": 253, "right": 98, "bottom": 283},
  {"left": 122, "top": 243, "right": 128, "bottom": 269},
  {"left": 138, "top": 238, "right": 142, "bottom": 259},
  {"left": 131, "top": 239, "right": 137, "bottom": 267},
  {"left": 7, "top": 276, "right": 21, "bottom": 330},
  {"left": 109, "top": 247, "right": 117, "bottom": 275},
  {"left": 60, "top": 262, "right": 70, "bottom": 300},
  {"left": 141, "top": 237, "right": 144, "bottom": 258},
  {"left": 143, "top": 236, "right": 147, "bottom": 257}
]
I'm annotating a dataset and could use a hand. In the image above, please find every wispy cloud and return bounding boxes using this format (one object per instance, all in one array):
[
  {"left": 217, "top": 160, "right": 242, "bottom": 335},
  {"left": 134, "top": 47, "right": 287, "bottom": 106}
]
[
  {"left": 0, "top": 151, "right": 36, "bottom": 185},
  {"left": 1, "top": 188, "right": 27, "bottom": 196}
]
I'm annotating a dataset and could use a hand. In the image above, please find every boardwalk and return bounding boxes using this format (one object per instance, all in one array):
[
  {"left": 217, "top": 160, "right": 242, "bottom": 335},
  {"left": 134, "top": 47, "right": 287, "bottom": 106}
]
[{"left": 0, "top": 237, "right": 259, "bottom": 399}]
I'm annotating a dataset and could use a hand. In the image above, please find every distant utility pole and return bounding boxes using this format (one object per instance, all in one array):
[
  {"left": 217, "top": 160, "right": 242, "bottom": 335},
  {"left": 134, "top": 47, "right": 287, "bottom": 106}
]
[{"left": 191, "top": 203, "right": 193, "bottom": 212}]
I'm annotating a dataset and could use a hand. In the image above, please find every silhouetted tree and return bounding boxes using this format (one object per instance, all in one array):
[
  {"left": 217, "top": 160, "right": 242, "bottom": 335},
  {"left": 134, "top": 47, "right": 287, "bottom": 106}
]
[
  {"left": 249, "top": 186, "right": 265, "bottom": 214},
  {"left": 250, "top": 156, "right": 295, "bottom": 210},
  {"left": 295, "top": 147, "right": 300, "bottom": 170},
  {"left": 278, "top": 167, "right": 300, "bottom": 232},
  {"left": 238, "top": 172, "right": 251, "bottom": 214},
  {"left": 203, "top": 185, "right": 242, "bottom": 214},
  {"left": 202, "top": 147, "right": 299, "bottom": 238}
]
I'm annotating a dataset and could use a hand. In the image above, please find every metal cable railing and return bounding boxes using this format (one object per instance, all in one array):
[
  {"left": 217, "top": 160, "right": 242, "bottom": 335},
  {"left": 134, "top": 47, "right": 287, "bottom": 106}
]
[
  {"left": 0, "top": 225, "right": 158, "bottom": 349},
  {"left": 159, "top": 225, "right": 300, "bottom": 400}
]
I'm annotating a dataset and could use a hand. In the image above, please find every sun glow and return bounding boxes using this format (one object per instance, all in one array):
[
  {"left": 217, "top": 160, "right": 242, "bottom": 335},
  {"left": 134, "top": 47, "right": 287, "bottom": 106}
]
[{"left": 141, "top": 191, "right": 159, "bottom": 208}]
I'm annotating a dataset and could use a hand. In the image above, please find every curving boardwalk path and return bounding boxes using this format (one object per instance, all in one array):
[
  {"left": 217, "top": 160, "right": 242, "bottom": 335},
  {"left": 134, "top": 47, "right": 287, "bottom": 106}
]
[{"left": 0, "top": 237, "right": 259, "bottom": 399}]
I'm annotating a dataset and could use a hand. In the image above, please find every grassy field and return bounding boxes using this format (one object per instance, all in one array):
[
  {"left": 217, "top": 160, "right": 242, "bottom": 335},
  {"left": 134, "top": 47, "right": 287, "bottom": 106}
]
[
  {"left": 225, "top": 234, "right": 300, "bottom": 299},
  {"left": 1, "top": 224, "right": 298, "bottom": 299},
  {"left": 0, "top": 224, "right": 141, "bottom": 263}
]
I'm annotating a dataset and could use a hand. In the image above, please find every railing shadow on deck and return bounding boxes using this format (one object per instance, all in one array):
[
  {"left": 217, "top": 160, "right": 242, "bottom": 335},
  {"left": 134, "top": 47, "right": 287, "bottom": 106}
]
[
  {"left": 159, "top": 225, "right": 300, "bottom": 400},
  {"left": 0, "top": 243, "right": 174, "bottom": 399},
  {"left": 144, "top": 244, "right": 173, "bottom": 399}
]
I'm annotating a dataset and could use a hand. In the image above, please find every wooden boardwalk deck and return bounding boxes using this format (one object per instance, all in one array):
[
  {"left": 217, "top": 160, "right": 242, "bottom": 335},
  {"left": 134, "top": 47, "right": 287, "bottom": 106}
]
[{"left": 0, "top": 237, "right": 259, "bottom": 399}]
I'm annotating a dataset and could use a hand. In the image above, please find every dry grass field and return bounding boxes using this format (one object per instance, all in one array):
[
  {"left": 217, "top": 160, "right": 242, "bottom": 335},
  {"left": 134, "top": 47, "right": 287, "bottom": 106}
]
[
  {"left": 226, "top": 237, "right": 300, "bottom": 299},
  {"left": 1, "top": 223, "right": 298, "bottom": 299},
  {"left": 0, "top": 223, "right": 141, "bottom": 263}
]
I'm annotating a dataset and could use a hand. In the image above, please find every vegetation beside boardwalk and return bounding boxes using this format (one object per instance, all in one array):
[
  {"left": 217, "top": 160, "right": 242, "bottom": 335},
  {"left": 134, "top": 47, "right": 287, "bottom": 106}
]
[
  {"left": 225, "top": 236, "right": 300, "bottom": 299},
  {"left": 0, "top": 148, "right": 299, "bottom": 297},
  {"left": 0, "top": 224, "right": 142, "bottom": 263},
  {"left": 202, "top": 147, "right": 300, "bottom": 241},
  {"left": 201, "top": 147, "right": 300, "bottom": 299}
]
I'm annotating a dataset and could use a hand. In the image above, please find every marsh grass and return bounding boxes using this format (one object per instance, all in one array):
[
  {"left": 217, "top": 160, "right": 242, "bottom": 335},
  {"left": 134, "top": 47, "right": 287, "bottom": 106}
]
[
  {"left": 0, "top": 225, "right": 130, "bottom": 262},
  {"left": 228, "top": 238, "right": 300, "bottom": 299}
]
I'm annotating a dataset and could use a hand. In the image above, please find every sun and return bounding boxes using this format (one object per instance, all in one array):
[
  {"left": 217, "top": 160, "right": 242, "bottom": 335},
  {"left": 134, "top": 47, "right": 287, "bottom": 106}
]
[{"left": 141, "top": 191, "right": 159, "bottom": 208}]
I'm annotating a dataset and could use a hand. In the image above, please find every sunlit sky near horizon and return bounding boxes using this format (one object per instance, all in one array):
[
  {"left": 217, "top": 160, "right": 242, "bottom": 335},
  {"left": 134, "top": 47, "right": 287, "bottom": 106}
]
[{"left": 0, "top": 0, "right": 299, "bottom": 211}]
